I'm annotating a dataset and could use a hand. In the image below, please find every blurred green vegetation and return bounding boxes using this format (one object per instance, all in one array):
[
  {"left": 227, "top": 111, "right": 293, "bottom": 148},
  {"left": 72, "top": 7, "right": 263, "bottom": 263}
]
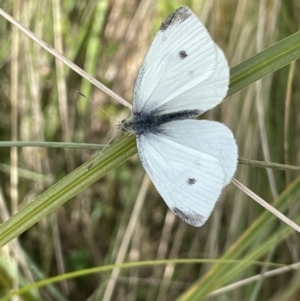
[{"left": 0, "top": 0, "right": 300, "bottom": 300}]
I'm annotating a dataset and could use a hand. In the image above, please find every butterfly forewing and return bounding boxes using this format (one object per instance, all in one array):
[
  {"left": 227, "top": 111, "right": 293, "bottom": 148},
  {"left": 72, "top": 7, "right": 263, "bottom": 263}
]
[
  {"left": 133, "top": 7, "right": 222, "bottom": 115},
  {"left": 157, "top": 45, "right": 229, "bottom": 114}
]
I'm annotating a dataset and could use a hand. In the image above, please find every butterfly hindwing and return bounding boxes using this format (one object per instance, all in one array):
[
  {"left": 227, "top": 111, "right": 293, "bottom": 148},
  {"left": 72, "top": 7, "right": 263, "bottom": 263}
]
[
  {"left": 137, "top": 129, "right": 226, "bottom": 227},
  {"left": 159, "top": 120, "right": 238, "bottom": 185}
]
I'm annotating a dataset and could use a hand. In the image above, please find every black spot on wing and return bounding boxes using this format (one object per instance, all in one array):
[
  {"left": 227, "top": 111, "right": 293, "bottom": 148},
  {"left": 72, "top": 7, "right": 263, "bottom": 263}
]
[
  {"left": 187, "top": 178, "right": 196, "bottom": 185},
  {"left": 160, "top": 7, "right": 191, "bottom": 32},
  {"left": 173, "top": 207, "right": 204, "bottom": 227},
  {"left": 179, "top": 50, "right": 187, "bottom": 59}
]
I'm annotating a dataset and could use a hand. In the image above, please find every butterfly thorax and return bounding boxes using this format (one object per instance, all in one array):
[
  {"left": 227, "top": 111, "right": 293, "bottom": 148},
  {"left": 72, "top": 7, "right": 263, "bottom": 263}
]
[{"left": 119, "top": 109, "right": 201, "bottom": 135}]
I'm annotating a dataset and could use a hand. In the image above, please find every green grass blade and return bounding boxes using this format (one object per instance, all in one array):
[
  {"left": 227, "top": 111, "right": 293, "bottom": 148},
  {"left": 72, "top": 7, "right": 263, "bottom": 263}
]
[
  {"left": 0, "top": 135, "right": 136, "bottom": 247},
  {"left": 176, "top": 176, "right": 300, "bottom": 300},
  {"left": 228, "top": 30, "right": 300, "bottom": 97},
  {"left": 1, "top": 259, "right": 283, "bottom": 301}
]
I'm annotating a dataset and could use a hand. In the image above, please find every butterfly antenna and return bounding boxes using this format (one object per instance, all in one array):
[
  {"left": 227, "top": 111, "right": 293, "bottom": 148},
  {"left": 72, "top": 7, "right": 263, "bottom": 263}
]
[
  {"left": 77, "top": 91, "right": 124, "bottom": 169},
  {"left": 77, "top": 91, "right": 121, "bottom": 123}
]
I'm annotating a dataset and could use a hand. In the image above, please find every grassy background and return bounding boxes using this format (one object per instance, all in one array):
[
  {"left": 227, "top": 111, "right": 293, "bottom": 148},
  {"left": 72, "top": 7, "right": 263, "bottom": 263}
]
[{"left": 1, "top": 0, "right": 300, "bottom": 300}]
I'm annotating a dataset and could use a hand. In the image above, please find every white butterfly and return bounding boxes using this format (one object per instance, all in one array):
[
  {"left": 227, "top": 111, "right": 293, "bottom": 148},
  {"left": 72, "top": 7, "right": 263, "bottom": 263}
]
[{"left": 118, "top": 6, "right": 238, "bottom": 227}]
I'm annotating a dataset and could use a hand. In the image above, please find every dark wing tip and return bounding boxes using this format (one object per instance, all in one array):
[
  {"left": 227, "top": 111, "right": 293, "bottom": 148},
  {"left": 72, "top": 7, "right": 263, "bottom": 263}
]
[
  {"left": 173, "top": 207, "right": 205, "bottom": 227},
  {"left": 160, "top": 7, "right": 192, "bottom": 32}
]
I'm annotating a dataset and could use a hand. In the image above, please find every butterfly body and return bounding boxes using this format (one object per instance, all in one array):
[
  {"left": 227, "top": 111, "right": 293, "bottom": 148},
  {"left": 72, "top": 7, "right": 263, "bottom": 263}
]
[{"left": 120, "top": 109, "right": 201, "bottom": 135}]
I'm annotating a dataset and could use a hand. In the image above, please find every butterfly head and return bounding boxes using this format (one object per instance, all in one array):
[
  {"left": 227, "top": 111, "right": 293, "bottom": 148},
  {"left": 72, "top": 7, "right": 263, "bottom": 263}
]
[{"left": 116, "top": 116, "right": 134, "bottom": 133}]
